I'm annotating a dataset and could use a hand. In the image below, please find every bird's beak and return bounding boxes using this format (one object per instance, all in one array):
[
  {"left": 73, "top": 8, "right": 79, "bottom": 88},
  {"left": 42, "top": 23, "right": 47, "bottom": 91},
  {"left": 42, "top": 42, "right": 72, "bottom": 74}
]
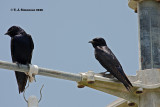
[
  {"left": 4, "top": 32, "right": 8, "bottom": 35},
  {"left": 88, "top": 40, "right": 94, "bottom": 43}
]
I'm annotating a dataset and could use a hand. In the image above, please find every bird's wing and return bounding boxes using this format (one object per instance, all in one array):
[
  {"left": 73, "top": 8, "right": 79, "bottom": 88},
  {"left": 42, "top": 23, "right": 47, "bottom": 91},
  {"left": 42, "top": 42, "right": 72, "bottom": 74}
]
[
  {"left": 11, "top": 34, "right": 34, "bottom": 64},
  {"left": 11, "top": 37, "right": 18, "bottom": 62},
  {"left": 27, "top": 34, "right": 34, "bottom": 50},
  {"left": 11, "top": 34, "right": 29, "bottom": 93},
  {"left": 27, "top": 34, "right": 34, "bottom": 63},
  {"left": 95, "top": 46, "right": 133, "bottom": 90},
  {"left": 95, "top": 46, "right": 121, "bottom": 67}
]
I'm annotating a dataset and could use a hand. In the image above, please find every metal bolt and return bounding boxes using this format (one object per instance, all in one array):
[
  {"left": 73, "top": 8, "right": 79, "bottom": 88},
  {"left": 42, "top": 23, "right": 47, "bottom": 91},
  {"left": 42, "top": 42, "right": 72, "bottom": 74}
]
[{"left": 136, "top": 87, "right": 143, "bottom": 94}]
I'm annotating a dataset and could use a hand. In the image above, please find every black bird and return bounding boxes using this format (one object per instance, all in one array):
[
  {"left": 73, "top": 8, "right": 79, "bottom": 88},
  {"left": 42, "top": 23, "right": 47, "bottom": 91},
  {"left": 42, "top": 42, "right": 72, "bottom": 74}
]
[
  {"left": 5, "top": 26, "right": 34, "bottom": 93},
  {"left": 89, "top": 37, "right": 133, "bottom": 91}
]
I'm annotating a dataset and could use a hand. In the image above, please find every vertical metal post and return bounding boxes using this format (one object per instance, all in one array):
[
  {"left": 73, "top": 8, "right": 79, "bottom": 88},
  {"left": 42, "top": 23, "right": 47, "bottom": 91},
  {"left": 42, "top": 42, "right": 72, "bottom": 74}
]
[
  {"left": 139, "top": 90, "right": 160, "bottom": 107},
  {"left": 137, "top": 1, "right": 160, "bottom": 107},
  {"left": 138, "top": 1, "right": 160, "bottom": 70},
  {"left": 128, "top": 1, "right": 160, "bottom": 107}
]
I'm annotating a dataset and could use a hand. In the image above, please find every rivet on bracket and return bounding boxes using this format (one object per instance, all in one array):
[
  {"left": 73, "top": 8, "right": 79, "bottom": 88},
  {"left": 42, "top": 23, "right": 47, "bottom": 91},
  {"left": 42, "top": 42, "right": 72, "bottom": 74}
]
[
  {"left": 77, "top": 82, "right": 85, "bottom": 88},
  {"left": 136, "top": 87, "right": 143, "bottom": 94},
  {"left": 127, "top": 101, "right": 136, "bottom": 106}
]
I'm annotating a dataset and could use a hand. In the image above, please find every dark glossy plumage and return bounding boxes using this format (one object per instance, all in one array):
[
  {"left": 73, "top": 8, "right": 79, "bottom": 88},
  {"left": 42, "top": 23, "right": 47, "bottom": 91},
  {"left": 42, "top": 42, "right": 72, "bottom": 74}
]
[
  {"left": 89, "top": 37, "right": 133, "bottom": 91},
  {"left": 5, "top": 26, "right": 34, "bottom": 93}
]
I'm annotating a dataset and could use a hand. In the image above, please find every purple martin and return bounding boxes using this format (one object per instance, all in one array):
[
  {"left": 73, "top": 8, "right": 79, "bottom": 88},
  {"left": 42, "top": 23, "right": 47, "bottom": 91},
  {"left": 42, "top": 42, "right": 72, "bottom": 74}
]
[
  {"left": 89, "top": 37, "right": 133, "bottom": 91},
  {"left": 5, "top": 26, "right": 34, "bottom": 93}
]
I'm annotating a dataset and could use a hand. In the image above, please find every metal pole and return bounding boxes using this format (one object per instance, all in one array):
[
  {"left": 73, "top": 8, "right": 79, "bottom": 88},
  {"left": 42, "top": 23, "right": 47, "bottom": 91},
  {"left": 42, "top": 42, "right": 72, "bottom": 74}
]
[
  {"left": 38, "top": 67, "right": 81, "bottom": 82},
  {"left": 139, "top": 90, "right": 160, "bottom": 107},
  {"left": 0, "top": 60, "right": 139, "bottom": 103},
  {"left": 138, "top": 1, "right": 160, "bottom": 106},
  {"left": 106, "top": 0, "right": 160, "bottom": 106},
  {"left": 138, "top": 0, "right": 160, "bottom": 70},
  {"left": 0, "top": 60, "right": 81, "bottom": 82},
  {"left": 130, "top": 0, "right": 160, "bottom": 107}
]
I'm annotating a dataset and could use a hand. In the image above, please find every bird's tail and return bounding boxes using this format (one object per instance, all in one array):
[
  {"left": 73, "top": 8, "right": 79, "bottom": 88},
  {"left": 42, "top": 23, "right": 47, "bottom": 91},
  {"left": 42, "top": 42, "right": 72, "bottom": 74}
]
[
  {"left": 15, "top": 71, "right": 28, "bottom": 93},
  {"left": 120, "top": 72, "right": 133, "bottom": 92},
  {"left": 124, "top": 75, "right": 133, "bottom": 87},
  {"left": 123, "top": 81, "right": 133, "bottom": 92},
  {"left": 116, "top": 67, "right": 133, "bottom": 92},
  {"left": 118, "top": 74, "right": 133, "bottom": 92}
]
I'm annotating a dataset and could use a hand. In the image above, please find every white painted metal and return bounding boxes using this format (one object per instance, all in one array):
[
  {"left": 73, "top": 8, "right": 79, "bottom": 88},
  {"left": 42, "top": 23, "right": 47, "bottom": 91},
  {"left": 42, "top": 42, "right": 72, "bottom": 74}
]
[
  {"left": 28, "top": 64, "right": 39, "bottom": 82},
  {"left": 28, "top": 96, "right": 38, "bottom": 107},
  {"left": 106, "top": 98, "right": 138, "bottom": 107}
]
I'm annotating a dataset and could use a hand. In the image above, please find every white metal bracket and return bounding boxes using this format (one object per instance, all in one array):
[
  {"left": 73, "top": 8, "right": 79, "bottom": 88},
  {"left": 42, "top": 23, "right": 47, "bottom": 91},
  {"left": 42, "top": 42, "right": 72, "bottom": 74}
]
[{"left": 27, "top": 64, "right": 39, "bottom": 82}]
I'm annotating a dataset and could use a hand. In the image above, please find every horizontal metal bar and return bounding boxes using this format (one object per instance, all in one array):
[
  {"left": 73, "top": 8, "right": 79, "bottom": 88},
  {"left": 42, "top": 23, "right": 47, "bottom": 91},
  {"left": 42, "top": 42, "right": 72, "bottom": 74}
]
[
  {"left": 0, "top": 60, "right": 82, "bottom": 82},
  {"left": 0, "top": 60, "right": 140, "bottom": 103},
  {"left": 38, "top": 67, "right": 81, "bottom": 82}
]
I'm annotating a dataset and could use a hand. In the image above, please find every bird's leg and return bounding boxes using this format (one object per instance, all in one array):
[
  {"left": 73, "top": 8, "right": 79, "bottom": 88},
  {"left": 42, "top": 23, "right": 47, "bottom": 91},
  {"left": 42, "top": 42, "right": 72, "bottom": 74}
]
[
  {"left": 97, "top": 71, "right": 109, "bottom": 77},
  {"left": 106, "top": 73, "right": 114, "bottom": 78},
  {"left": 25, "top": 63, "right": 30, "bottom": 76},
  {"left": 26, "top": 63, "right": 30, "bottom": 69},
  {"left": 33, "top": 75, "right": 36, "bottom": 82},
  {"left": 98, "top": 71, "right": 114, "bottom": 78},
  {"left": 99, "top": 71, "right": 107, "bottom": 76}
]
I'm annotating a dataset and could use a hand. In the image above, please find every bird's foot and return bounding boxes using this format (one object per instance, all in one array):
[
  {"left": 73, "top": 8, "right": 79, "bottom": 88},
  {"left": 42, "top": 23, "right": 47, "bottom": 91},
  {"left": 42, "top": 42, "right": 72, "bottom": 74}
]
[
  {"left": 105, "top": 74, "right": 114, "bottom": 78},
  {"left": 97, "top": 71, "right": 114, "bottom": 78},
  {"left": 26, "top": 63, "right": 30, "bottom": 69},
  {"left": 99, "top": 71, "right": 107, "bottom": 76},
  {"left": 96, "top": 71, "right": 107, "bottom": 77},
  {"left": 15, "top": 62, "right": 21, "bottom": 68},
  {"left": 25, "top": 63, "right": 30, "bottom": 75},
  {"left": 33, "top": 75, "right": 36, "bottom": 82},
  {"left": 28, "top": 75, "right": 36, "bottom": 82}
]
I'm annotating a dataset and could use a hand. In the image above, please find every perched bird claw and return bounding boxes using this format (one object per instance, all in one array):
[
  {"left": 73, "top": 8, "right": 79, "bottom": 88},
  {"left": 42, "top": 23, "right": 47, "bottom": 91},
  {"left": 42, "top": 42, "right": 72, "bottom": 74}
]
[
  {"left": 15, "top": 62, "right": 21, "bottom": 68},
  {"left": 97, "top": 72, "right": 114, "bottom": 78}
]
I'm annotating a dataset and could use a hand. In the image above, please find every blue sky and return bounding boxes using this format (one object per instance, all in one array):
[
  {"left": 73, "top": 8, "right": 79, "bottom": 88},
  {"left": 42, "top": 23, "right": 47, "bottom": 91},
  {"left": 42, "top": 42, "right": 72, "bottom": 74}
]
[{"left": 0, "top": 0, "right": 138, "bottom": 107}]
